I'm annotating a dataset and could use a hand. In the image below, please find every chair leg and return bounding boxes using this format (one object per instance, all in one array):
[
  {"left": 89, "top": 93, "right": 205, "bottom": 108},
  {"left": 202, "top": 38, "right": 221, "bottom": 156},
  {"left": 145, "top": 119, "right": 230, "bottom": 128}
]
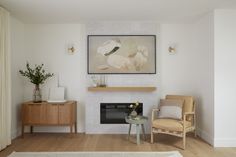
[
  {"left": 183, "top": 133, "right": 186, "bottom": 150},
  {"left": 194, "top": 129, "right": 197, "bottom": 137},
  {"left": 151, "top": 128, "right": 154, "bottom": 143}
]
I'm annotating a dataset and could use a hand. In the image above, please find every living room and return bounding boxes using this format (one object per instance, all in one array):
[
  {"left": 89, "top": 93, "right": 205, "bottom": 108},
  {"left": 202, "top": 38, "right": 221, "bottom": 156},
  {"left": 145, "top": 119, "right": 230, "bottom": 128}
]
[{"left": 0, "top": 0, "right": 236, "bottom": 157}]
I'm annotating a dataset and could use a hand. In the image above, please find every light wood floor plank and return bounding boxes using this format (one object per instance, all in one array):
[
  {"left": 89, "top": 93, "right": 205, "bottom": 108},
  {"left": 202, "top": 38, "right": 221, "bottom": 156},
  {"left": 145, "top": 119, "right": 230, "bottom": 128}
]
[{"left": 0, "top": 133, "right": 236, "bottom": 157}]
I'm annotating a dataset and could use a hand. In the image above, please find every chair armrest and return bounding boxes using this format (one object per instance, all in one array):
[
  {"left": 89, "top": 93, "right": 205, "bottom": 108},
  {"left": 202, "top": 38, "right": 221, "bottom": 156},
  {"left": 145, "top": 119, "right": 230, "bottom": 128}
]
[
  {"left": 184, "top": 112, "right": 195, "bottom": 115},
  {"left": 152, "top": 108, "right": 160, "bottom": 112},
  {"left": 152, "top": 108, "right": 160, "bottom": 121},
  {"left": 183, "top": 112, "right": 195, "bottom": 129}
]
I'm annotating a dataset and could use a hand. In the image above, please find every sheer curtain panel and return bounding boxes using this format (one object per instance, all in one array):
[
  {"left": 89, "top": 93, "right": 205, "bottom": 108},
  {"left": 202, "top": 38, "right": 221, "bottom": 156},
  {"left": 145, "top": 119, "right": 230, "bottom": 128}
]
[{"left": 0, "top": 7, "right": 11, "bottom": 151}]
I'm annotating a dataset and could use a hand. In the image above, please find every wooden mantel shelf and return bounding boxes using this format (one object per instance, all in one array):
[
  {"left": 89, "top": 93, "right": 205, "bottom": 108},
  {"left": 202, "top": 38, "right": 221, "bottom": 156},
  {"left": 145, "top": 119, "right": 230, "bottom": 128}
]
[{"left": 87, "top": 87, "right": 156, "bottom": 92}]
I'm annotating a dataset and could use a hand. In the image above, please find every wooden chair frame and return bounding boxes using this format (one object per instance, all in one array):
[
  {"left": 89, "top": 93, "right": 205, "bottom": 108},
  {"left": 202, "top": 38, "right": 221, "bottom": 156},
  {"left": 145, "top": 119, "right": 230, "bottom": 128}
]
[{"left": 151, "top": 101, "right": 196, "bottom": 149}]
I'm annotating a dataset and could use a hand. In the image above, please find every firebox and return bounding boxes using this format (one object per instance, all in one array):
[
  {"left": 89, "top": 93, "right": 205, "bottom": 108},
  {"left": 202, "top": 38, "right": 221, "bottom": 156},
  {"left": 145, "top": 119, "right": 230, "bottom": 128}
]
[{"left": 100, "top": 103, "right": 143, "bottom": 124}]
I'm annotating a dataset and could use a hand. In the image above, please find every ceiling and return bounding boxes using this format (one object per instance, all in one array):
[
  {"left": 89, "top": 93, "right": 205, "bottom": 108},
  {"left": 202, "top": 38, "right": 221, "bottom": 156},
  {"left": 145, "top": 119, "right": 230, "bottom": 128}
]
[{"left": 1, "top": 0, "right": 236, "bottom": 23}]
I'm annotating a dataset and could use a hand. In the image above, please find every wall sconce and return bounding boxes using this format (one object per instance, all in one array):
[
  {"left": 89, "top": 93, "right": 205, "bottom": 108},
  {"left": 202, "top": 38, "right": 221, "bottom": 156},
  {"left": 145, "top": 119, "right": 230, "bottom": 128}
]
[
  {"left": 67, "top": 43, "right": 76, "bottom": 54},
  {"left": 168, "top": 44, "right": 177, "bottom": 54}
]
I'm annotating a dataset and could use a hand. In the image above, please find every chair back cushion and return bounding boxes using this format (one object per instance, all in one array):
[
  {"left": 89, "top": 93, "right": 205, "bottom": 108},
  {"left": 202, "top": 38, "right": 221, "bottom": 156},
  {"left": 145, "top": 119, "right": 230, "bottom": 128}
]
[
  {"left": 158, "top": 99, "right": 184, "bottom": 120},
  {"left": 166, "top": 95, "right": 194, "bottom": 120}
]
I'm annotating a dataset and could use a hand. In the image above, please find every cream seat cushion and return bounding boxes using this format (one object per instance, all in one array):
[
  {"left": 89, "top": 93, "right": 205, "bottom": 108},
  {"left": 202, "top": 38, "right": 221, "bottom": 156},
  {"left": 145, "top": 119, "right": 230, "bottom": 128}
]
[{"left": 152, "top": 119, "right": 192, "bottom": 132}]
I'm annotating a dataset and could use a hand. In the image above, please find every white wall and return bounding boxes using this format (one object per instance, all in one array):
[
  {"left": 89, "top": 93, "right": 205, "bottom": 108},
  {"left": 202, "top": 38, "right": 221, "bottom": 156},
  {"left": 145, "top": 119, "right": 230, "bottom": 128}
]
[
  {"left": 193, "top": 13, "right": 214, "bottom": 145},
  {"left": 160, "top": 13, "right": 214, "bottom": 145},
  {"left": 214, "top": 10, "right": 236, "bottom": 147},
  {"left": 160, "top": 24, "right": 196, "bottom": 96},
  {"left": 10, "top": 16, "right": 26, "bottom": 138},
  {"left": 23, "top": 24, "right": 87, "bottom": 132}
]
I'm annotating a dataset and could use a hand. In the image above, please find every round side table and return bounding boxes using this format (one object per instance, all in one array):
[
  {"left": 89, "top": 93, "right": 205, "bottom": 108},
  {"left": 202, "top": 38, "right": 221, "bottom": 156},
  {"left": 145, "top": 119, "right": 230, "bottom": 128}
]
[{"left": 125, "top": 115, "right": 148, "bottom": 145}]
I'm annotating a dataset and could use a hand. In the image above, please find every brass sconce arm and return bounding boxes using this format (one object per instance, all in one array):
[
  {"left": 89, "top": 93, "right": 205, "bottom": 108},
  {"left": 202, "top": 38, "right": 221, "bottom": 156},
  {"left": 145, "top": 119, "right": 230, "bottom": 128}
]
[{"left": 68, "top": 46, "right": 75, "bottom": 53}]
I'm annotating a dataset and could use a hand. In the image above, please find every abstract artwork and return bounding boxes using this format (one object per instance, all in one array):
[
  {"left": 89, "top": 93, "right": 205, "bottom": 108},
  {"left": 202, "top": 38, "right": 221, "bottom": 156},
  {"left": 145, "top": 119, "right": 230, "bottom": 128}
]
[{"left": 87, "top": 35, "right": 156, "bottom": 74}]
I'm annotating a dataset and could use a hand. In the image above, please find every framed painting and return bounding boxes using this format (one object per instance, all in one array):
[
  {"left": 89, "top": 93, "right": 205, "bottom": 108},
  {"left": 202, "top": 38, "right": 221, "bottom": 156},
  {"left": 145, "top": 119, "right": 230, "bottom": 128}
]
[{"left": 87, "top": 35, "right": 156, "bottom": 74}]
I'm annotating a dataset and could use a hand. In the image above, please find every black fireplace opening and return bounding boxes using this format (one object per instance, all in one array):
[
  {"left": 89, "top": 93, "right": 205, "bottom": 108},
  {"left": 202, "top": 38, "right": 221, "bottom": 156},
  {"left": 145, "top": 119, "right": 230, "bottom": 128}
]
[{"left": 100, "top": 103, "right": 143, "bottom": 124}]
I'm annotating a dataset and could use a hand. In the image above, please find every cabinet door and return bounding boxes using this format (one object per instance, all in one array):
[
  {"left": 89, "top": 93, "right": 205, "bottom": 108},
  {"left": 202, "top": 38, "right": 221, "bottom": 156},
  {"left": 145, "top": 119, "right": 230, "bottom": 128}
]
[
  {"left": 22, "top": 104, "right": 31, "bottom": 124},
  {"left": 58, "top": 104, "right": 71, "bottom": 124},
  {"left": 46, "top": 104, "right": 59, "bottom": 124},
  {"left": 28, "top": 104, "right": 46, "bottom": 124}
]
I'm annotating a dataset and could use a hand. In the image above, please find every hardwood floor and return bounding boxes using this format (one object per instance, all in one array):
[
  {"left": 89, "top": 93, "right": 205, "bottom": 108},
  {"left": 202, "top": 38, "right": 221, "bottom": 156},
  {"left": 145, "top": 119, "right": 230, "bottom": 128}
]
[{"left": 1, "top": 133, "right": 236, "bottom": 157}]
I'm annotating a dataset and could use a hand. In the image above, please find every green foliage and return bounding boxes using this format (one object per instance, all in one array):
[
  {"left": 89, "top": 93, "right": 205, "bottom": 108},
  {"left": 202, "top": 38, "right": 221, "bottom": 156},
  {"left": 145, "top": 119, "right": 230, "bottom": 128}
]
[{"left": 19, "top": 62, "right": 54, "bottom": 85}]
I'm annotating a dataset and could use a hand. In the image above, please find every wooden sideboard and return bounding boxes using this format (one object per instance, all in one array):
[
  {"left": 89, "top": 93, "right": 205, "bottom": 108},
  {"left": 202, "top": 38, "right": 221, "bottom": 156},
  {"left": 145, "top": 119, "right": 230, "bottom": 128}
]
[{"left": 21, "top": 101, "right": 77, "bottom": 137}]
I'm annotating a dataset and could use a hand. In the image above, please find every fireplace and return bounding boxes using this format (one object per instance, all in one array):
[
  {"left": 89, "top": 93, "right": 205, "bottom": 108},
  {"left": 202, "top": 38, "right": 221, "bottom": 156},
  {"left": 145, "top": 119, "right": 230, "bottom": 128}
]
[{"left": 100, "top": 103, "right": 143, "bottom": 124}]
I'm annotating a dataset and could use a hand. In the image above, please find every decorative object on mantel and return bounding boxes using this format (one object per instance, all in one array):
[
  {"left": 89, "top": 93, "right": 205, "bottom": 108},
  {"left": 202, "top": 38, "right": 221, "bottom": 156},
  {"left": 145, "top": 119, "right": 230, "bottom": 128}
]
[
  {"left": 90, "top": 75, "right": 107, "bottom": 87},
  {"left": 87, "top": 35, "right": 156, "bottom": 74},
  {"left": 98, "top": 75, "right": 107, "bottom": 87},
  {"left": 19, "top": 62, "right": 54, "bottom": 103},
  {"left": 90, "top": 75, "right": 98, "bottom": 87},
  {"left": 129, "top": 101, "right": 140, "bottom": 118},
  {"left": 87, "top": 86, "right": 156, "bottom": 92}
]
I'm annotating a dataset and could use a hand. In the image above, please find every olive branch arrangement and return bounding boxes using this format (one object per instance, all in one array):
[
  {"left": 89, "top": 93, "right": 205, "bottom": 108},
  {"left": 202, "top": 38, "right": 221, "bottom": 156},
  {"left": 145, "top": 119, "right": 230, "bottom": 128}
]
[{"left": 19, "top": 62, "right": 54, "bottom": 85}]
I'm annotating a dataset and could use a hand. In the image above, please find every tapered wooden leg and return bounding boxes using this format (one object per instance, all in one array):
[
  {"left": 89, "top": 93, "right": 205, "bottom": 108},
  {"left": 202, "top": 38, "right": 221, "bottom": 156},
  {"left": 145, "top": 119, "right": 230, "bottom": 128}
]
[
  {"left": 30, "top": 126, "right": 33, "bottom": 134},
  {"left": 21, "top": 125, "right": 24, "bottom": 138},
  {"left": 194, "top": 129, "right": 197, "bottom": 137},
  {"left": 70, "top": 125, "right": 73, "bottom": 133},
  {"left": 70, "top": 125, "right": 73, "bottom": 137},
  {"left": 151, "top": 128, "right": 154, "bottom": 143},
  {"left": 183, "top": 134, "right": 186, "bottom": 150},
  {"left": 75, "top": 122, "right": 77, "bottom": 134},
  {"left": 128, "top": 124, "right": 132, "bottom": 140}
]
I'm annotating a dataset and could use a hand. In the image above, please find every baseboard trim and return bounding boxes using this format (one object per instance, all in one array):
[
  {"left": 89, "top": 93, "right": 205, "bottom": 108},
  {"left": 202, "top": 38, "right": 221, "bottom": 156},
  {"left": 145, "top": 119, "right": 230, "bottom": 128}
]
[
  {"left": 11, "top": 127, "right": 85, "bottom": 140},
  {"left": 196, "top": 128, "right": 214, "bottom": 146},
  {"left": 214, "top": 138, "right": 236, "bottom": 147},
  {"left": 11, "top": 129, "right": 21, "bottom": 140}
]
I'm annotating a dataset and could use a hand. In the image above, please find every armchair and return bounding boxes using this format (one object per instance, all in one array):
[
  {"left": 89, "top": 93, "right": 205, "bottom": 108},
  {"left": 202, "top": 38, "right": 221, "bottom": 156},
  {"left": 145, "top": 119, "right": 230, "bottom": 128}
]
[{"left": 151, "top": 95, "right": 196, "bottom": 149}]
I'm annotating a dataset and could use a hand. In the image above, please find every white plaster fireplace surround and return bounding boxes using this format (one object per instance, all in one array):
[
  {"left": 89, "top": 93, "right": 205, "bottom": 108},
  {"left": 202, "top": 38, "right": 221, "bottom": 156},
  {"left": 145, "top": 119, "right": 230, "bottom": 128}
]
[
  {"left": 85, "top": 22, "right": 160, "bottom": 134},
  {"left": 86, "top": 91, "right": 157, "bottom": 134}
]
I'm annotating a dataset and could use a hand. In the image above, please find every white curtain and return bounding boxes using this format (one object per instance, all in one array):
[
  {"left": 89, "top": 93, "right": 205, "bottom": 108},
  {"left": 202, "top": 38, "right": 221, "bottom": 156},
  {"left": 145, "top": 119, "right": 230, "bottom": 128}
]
[{"left": 0, "top": 7, "right": 11, "bottom": 151}]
